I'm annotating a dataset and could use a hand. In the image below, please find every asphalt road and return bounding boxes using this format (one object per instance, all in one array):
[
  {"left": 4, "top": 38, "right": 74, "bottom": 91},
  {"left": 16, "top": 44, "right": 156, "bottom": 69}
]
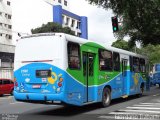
[{"left": 0, "top": 86, "right": 160, "bottom": 120}]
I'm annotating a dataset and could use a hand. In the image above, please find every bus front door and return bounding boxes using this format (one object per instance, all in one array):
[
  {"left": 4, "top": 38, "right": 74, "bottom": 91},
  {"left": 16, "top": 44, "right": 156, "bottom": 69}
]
[
  {"left": 83, "top": 52, "right": 95, "bottom": 103},
  {"left": 122, "top": 59, "right": 128, "bottom": 95}
]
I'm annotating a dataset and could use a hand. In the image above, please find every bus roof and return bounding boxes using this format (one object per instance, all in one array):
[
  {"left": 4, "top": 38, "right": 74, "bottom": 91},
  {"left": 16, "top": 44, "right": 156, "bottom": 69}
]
[{"left": 21, "top": 33, "right": 147, "bottom": 59}]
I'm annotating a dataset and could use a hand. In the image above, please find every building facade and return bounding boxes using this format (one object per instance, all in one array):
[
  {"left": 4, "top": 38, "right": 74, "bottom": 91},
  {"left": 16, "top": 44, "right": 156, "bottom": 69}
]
[
  {"left": 45, "top": 0, "right": 88, "bottom": 39},
  {"left": 0, "top": 0, "right": 15, "bottom": 79}
]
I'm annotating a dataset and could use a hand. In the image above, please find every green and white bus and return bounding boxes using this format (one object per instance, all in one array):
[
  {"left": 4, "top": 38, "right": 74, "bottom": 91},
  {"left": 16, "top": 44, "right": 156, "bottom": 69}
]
[{"left": 14, "top": 33, "right": 148, "bottom": 107}]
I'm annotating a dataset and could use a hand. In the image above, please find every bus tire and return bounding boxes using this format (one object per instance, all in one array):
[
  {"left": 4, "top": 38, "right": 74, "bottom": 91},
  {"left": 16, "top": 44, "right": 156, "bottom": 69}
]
[{"left": 101, "top": 87, "right": 111, "bottom": 107}]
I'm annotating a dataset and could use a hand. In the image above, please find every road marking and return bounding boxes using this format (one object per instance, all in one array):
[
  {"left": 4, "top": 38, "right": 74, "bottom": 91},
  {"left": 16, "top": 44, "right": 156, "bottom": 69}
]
[
  {"left": 127, "top": 106, "right": 160, "bottom": 110},
  {"left": 10, "top": 102, "right": 23, "bottom": 105},
  {"left": 0, "top": 96, "right": 13, "bottom": 99},
  {"left": 108, "top": 101, "right": 160, "bottom": 120},
  {"left": 116, "top": 109, "right": 160, "bottom": 114},
  {"left": 153, "top": 94, "right": 159, "bottom": 97},
  {"left": 98, "top": 115, "right": 115, "bottom": 119},
  {"left": 109, "top": 112, "right": 148, "bottom": 115},
  {"left": 133, "top": 104, "right": 160, "bottom": 107},
  {"left": 140, "top": 103, "right": 160, "bottom": 105}
]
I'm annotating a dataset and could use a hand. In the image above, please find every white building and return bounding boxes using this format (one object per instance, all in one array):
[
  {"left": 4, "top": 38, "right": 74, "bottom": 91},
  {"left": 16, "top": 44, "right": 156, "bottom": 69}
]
[
  {"left": 0, "top": 0, "right": 12, "bottom": 45},
  {"left": 0, "top": 0, "right": 15, "bottom": 79},
  {"left": 45, "top": 0, "right": 70, "bottom": 10}
]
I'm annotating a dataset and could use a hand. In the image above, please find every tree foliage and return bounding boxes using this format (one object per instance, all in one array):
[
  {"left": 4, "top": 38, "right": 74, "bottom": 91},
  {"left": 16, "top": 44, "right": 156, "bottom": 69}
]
[
  {"left": 87, "top": 0, "right": 160, "bottom": 46},
  {"left": 112, "top": 39, "right": 130, "bottom": 51},
  {"left": 31, "top": 22, "right": 75, "bottom": 35},
  {"left": 112, "top": 40, "right": 160, "bottom": 64},
  {"left": 137, "top": 45, "right": 160, "bottom": 64}
]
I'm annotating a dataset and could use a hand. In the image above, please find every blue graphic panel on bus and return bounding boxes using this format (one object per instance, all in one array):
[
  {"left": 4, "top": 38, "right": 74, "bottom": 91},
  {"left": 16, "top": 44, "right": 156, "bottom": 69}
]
[
  {"left": 14, "top": 63, "right": 66, "bottom": 94},
  {"left": 14, "top": 63, "right": 86, "bottom": 105},
  {"left": 14, "top": 63, "right": 146, "bottom": 106}
]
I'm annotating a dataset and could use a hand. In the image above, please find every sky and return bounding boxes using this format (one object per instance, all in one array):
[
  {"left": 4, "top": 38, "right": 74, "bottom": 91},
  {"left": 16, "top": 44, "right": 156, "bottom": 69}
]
[{"left": 11, "top": 0, "right": 116, "bottom": 45}]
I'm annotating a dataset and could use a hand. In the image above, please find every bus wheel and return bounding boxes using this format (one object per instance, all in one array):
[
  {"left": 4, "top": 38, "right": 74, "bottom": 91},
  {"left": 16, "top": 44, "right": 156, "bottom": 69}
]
[{"left": 101, "top": 87, "right": 111, "bottom": 107}]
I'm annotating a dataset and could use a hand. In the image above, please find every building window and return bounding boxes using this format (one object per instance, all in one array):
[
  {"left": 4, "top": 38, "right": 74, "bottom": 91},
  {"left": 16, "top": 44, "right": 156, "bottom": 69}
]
[
  {"left": 58, "top": 0, "right": 61, "bottom": 3},
  {"left": 7, "top": 1, "right": 11, "bottom": 6},
  {"left": 0, "top": 12, "right": 2, "bottom": 16},
  {"left": 64, "top": 0, "right": 67, "bottom": 6},
  {"left": 77, "top": 21, "right": 80, "bottom": 29},
  {"left": 8, "top": 15, "right": 11, "bottom": 19},
  {"left": 67, "top": 42, "right": 81, "bottom": 69},
  {"left": 0, "top": 23, "right": 2, "bottom": 27},
  {"left": 71, "top": 19, "right": 75, "bottom": 28},
  {"left": 0, "top": 33, "right": 2, "bottom": 37},
  {"left": 113, "top": 52, "right": 120, "bottom": 71},
  {"left": 99, "top": 49, "right": 112, "bottom": 71},
  {"left": 5, "top": 34, "right": 12, "bottom": 39},
  {"left": 5, "top": 13, "right": 7, "bottom": 18},
  {"left": 8, "top": 25, "right": 12, "bottom": 29},
  {"left": 62, "top": 15, "right": 65, "bottom": 24},
  {"left": 66, "top": 17, "right": 69, "bottom": 26},
  {"left": 8, "top": 35, "right": 12, "bottom": 39},
  {"left": 77, "top": 33, "right": 81, "bottom": 37},
  {"left": 4, "top": 24, "right": 7, "bottom": 28}
]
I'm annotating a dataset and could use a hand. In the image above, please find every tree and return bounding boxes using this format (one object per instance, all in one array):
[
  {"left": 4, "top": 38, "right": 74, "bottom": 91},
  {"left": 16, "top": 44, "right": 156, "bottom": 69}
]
[
  {"left": 86, "top": 0, "right": 160, "bottom": 46},
  {"left": 137, "top": 45, "right": 160, "bottom": 64},
  {"left": 112, "top": 40, "right": 130, "bottom": 51},
  {"left": 31, "top": 22, "right": 75, "bottom": 35},
  {"left": 112, "top": 40, "right": 160, "bottom": 64}
]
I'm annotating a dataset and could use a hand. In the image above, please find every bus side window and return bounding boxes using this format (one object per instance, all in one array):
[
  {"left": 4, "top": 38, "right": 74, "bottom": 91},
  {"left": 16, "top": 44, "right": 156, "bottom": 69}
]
[
  {"left": 130, "top": 56, "right": 133, "bottom": 72},
  {"left": 140, "top": 58, "right": 145, "bottom": 73},
  {"left": 133, "top": 57, "right": 140, "bottom": 73},
  {"left": 67, "top": 42, "right": 81, "bottom": 69},
  {"left": 99, "top": 49, "right": 112, "bottom": 71},
  {"left": 113, "top": 52, "right": 120, "bottom": 71}
]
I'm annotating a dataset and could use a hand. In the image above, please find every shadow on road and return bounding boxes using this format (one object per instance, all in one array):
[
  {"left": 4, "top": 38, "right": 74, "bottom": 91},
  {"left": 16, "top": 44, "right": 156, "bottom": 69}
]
[{"left": 24, "top": 94, "right": 148, "bottom": 117}]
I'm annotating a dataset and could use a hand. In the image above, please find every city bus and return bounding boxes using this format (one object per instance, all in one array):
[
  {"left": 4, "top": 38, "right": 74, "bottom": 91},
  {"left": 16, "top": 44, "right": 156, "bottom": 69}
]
[
  {"left": 14, "top": 33, "right": 148, "bottom": 107},
  {"left": 152, "top": 63, "right": 160, "bottom": 87}
]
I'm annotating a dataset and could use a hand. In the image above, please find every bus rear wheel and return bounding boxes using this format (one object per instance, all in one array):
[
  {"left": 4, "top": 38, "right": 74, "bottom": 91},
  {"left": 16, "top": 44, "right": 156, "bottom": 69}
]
[{"left": 101, "top": 87, "right": 111, "bottom": 107}]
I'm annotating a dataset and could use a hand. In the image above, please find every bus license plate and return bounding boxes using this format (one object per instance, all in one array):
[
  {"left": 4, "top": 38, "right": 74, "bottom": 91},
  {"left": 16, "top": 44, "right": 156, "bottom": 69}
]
[{"left": 32, "top": 85, "right": 41, "bottom": 89}]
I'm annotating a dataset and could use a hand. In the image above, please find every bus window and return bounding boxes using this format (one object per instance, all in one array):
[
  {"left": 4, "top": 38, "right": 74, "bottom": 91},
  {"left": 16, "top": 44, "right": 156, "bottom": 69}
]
[
  {"left": 67, "top": 42, "right": 81, "bottom": 69},
  {"left": 133, "top": 57, "right": 140, "bottom": 73},
  {"left": 99, "top": 49, "right": 112, "bottom": 71},
  {"left": 89, "top": 54, "right": 94, "bottom": 76},
  {"left": 113, "top": 52, "right": 120, "bottom": 71},
  {"left": 140, "top": 58, "right": 146, "bottom": 72},
  {"left": 130, "top": 56, "right": 133, "bottom": 72}
]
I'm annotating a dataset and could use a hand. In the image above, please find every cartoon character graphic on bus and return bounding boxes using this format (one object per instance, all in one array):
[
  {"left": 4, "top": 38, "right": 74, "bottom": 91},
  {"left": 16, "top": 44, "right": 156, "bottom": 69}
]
[
  {"left": 47, "top": 68, "right": 64, "bottom": 93},
  {"left": 133, "top": 73, "right": 140, "bottom": 91}
]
